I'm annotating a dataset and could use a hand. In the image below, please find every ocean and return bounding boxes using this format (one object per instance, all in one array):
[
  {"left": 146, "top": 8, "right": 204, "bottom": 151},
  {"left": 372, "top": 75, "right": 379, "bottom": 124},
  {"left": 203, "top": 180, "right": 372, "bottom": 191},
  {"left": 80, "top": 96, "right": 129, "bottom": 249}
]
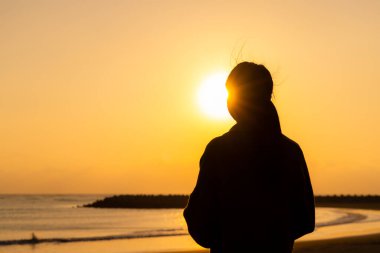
[{"left": 1, "top": 195, "right": 380, "bottom": 253}]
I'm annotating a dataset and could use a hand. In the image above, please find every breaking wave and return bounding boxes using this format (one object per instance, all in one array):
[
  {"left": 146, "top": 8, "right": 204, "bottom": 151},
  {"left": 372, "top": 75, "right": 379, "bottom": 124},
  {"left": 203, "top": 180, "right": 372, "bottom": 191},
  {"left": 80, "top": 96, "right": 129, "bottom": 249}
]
[{"left": 0, "top": 228, "right": 187, "bottom": 246}]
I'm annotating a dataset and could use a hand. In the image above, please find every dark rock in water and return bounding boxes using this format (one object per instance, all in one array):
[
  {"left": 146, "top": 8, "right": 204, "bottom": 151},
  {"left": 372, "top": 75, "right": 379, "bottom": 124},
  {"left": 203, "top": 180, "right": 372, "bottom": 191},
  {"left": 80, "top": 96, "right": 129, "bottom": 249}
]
[
  {"left": 83, "top": 194, "right": 189, "bottom": 209},
  {"left": 31, "top": 233, "right": 38, "bottom": 244}
]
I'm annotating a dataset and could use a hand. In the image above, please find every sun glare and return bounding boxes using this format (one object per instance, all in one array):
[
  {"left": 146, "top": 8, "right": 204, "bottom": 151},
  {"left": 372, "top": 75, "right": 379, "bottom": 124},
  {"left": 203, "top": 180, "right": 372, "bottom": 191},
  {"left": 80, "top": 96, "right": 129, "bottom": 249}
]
[{"left": 197, "top": 72, "right": 230, "bottom": 119}]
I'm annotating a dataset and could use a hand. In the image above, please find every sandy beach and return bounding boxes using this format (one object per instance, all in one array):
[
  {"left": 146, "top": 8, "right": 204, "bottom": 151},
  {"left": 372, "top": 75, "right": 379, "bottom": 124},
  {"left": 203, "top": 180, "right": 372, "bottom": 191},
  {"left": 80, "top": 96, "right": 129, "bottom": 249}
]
[
  {"left": 293, "top": 233, "right": 380, "bottom": 253},
  {"left": 164, "top": 206, "right": 380, "bottom": 253},
  {"left": 165, "top": 233, "right": 380, "bottom": 253}
]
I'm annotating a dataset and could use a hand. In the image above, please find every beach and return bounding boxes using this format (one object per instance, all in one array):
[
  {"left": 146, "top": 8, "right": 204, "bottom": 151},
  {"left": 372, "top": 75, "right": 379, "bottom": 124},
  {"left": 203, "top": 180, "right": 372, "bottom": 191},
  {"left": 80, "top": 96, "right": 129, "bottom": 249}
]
[
  {"left": 294, "top": 234, "right": 380, "bottom": 253},
  {"left": 165, "top": 206, "right": 380, "bottom": 253},
  {"left": 165, "top": 233, "right": 380, "bottom": 253}
]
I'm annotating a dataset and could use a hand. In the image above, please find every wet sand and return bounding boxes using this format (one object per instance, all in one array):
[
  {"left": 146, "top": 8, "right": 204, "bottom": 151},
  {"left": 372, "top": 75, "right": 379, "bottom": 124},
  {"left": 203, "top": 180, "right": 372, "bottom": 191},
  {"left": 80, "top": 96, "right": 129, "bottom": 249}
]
[
  {"left": 165, "top": 233, "right": 380, "bottom": 253},
  {"left": 165, "top": 205, "right": 380, "bottom": 253},
  {"left": 294, "top": 233, "right": 380, "bottom": 253}
]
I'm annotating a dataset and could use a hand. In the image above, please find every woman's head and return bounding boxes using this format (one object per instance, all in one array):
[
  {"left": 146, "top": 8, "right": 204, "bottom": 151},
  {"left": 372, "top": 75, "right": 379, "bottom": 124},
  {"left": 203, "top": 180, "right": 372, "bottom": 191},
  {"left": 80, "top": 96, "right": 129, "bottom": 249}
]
[{"left": 226, "top": 62, "right": 274, "bottom": 123}]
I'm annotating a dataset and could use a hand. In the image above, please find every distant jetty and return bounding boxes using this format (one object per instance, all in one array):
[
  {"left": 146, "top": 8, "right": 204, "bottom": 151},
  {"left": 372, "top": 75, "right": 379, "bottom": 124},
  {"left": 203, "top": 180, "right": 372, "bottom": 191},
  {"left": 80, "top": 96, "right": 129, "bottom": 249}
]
[
  {"left": 83, "top": 195, "right": 189, "bottom": 209},
  {"left": 83, "top": 194, "right": 380, "bottom": 209},
  {"left": 315, "top": 195, "right": 380, "bottom": 210}
]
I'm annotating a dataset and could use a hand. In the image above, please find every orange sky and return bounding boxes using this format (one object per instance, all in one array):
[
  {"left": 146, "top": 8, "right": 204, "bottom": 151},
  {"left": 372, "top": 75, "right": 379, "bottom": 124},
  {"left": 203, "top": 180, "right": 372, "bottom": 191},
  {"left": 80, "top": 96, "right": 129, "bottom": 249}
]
[{"left": 1, "top": 0, "right": 380, "bottom": 194}]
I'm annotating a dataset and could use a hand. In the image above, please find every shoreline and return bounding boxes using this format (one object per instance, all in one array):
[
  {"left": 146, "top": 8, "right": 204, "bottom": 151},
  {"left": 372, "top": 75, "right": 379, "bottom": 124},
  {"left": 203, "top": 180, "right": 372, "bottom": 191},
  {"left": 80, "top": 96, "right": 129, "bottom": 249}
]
[
  {"left": 163, "top": 206, "right": 380, "bottom": 253},
  {"left": 163, "top": 233, "right": 380, "bottom": 253}
]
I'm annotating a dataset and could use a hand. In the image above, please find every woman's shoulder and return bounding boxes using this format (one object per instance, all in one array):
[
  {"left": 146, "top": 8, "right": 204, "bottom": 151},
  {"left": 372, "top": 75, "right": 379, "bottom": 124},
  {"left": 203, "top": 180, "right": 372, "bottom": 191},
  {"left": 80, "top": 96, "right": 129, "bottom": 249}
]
[
  {"left": 281, "top": 134, "right": 300, "bottom": 147},
  {"left": 203, "top": 135, "right": 227, "bottom": 152},
  {"left": 201, "top": 131, "right": 236, "bottom": 157},
  {"left": 280, "top": 134, "right": 305, "bottom": 157}
]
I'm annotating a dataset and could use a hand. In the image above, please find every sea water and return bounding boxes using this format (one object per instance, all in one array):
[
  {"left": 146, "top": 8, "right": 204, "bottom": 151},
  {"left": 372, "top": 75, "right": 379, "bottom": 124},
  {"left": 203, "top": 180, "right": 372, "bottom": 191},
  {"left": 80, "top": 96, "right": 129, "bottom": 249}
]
[
  {"left": 0, "top": 195, "right": 187, "bottom": 243},
  {"left": 0, "top": 195, "right": 379, "bottom": 253}
]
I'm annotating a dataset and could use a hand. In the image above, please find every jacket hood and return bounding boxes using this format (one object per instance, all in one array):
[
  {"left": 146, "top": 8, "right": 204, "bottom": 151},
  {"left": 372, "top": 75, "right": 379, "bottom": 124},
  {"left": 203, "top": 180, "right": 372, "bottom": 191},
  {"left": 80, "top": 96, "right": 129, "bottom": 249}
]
[{"left": 229, "top": 101, "right": 282, "bottom": 139}]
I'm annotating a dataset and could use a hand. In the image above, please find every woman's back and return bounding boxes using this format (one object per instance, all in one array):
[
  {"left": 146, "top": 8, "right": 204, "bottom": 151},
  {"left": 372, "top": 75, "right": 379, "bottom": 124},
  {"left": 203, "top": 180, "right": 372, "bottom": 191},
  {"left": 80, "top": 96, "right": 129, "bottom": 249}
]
[{"left": 184, "top": 124, "right": 314, "bottom": 252}]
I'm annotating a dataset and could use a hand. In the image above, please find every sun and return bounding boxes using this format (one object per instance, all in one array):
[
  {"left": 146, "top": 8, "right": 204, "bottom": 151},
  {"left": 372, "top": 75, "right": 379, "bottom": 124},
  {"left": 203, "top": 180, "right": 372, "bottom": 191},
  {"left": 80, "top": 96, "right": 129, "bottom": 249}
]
[{"left": 197, "top": 72, "right": 230, "bottom": 119}]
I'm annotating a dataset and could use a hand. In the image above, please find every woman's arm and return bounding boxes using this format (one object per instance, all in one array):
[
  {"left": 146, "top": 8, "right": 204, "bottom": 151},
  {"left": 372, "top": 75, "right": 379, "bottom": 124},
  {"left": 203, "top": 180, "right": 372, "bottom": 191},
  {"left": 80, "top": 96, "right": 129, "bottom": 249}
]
[
  {"left": 291, "top": 146, "right": 315, "bottom": 240},
  {"left": 183, "top": 144, "right": 219, "bottom": 248}
]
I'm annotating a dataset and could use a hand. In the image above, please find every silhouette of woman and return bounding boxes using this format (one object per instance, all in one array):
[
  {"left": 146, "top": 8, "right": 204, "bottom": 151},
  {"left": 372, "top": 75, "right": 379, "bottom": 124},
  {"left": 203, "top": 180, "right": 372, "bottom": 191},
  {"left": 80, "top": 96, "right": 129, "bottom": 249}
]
[{"left": 184, "top": 62, "right": 315, "bottom": 253}]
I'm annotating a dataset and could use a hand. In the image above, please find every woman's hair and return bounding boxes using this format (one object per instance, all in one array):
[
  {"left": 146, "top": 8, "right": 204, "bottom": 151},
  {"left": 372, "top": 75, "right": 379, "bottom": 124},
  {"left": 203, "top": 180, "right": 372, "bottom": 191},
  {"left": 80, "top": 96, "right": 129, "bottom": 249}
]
[
  {"left": 226, "top": 62, "right": 273, "bottom": 102},
  {"left": 226, "top": 62, "right": 278, "bottom": 126}
]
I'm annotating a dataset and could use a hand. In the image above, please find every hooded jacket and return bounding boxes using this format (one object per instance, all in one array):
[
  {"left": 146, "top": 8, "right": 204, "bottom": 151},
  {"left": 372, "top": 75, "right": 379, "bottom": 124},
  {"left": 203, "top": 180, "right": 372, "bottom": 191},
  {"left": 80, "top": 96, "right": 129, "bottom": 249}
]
[{"left": 184, "top": 102, "right": 315, "bottom": 253}]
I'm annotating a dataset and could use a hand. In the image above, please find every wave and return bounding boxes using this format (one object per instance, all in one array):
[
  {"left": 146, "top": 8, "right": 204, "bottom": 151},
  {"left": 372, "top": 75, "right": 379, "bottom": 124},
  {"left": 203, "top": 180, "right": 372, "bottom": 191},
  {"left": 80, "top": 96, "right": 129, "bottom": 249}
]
[
  {"left": 0, "top": 228, "right": 187, "bottom": 246},
  {"left": 317, "top": 211, "right": 366, "bottom": 227}
]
